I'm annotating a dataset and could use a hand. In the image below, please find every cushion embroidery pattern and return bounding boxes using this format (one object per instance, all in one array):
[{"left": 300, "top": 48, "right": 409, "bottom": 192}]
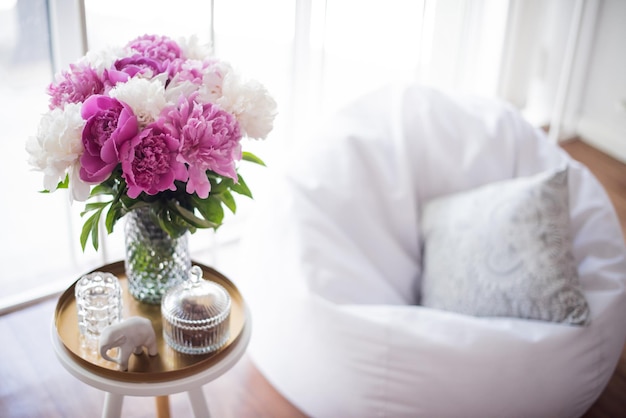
[{"left": 420, "top": 168, "right": 590, "bottom": 325}]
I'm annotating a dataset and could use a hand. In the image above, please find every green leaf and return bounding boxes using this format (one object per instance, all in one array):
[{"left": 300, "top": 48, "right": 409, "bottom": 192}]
[
  {"left": 105, "top": 201, "right": 122, "bottom": 234},
  {"left": 155, "top": 206, "right": 189, "bottom": 238},
  {"left": 217, "top": 190, "right": 237, "bottom": 214},
  {"left": 91, "top": 214, "right": 100, "bottom": 251},
  {"left": 210, "top": 177, "right": 234, "bottom": 194},
  {"left": 120, "top": 196, "right": 145, "bottom": 211},
  {"left": 242, "top": 151, "right": 266, "bottom": 166},
  {"left": 90, "top": 183, "right": 115, "bottom": 197},
  {"left": 167, "top": 200, "right": 218, "bottom": 229},
  {"left": 230, "top": 174, "right": 253, "bottom": 198},
  {"left": 192, "top": 195, "right": 224, "bottom": 225},
  {"left": 80, "top": 211, "right": 101, "bottom": 251},
  {"left": 80, "top": 201, "right": 110, "bottom": 216},
  {"left": 57, "top": 174, "right": 70, "bottom": 189}
]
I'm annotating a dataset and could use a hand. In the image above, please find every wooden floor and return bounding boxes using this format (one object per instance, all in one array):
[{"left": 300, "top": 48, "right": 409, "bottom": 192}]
[
  {"left": 0, "top": 138, "right": 625, "bottom": 417},
  {"left": 561, "top": 139, "right": 626, "bottom": 418}
]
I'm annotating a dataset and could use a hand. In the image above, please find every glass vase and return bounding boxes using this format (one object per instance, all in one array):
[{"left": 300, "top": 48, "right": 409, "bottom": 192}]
[{"left": 124, "top": 206, "right": 191, "bottom": 304}]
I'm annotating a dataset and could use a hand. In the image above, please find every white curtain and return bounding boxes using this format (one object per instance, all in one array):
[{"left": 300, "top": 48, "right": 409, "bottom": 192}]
[{"left": 1, "top": 0, "right": 589, "bottom": 310}]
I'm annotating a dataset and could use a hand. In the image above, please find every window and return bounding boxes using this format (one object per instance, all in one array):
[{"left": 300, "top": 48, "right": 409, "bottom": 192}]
[
  {"left": 2, "top": 0, "right": 537, "bottom": 312},
  {"left": 0, "top": 0, "right": 96, "bottom": 310}
]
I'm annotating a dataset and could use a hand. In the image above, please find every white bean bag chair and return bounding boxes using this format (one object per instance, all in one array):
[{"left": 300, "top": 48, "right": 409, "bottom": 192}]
[{"left": 237, "top": 84, "right": 626, "bottom": 418}]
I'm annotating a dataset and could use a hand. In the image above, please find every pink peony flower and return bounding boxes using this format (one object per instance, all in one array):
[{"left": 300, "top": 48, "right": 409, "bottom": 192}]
[
  {"left": 167, "top": 58, "right": 208, "bottom": 85},
  {"left": 165, "top": 59, "right": 216, "bottom": 102},
  {"left": 79, "top": 95, "right": 138, "bottom": 183},
  {"left": 105, "top": 55, "right": 164, "bottom": 85},
  {"left": 120, "top": 123, "right": 187, "bottom": 198},
  {"left": 126, "top": 34, "right": 182, "bottom": 65},
  {"left": 47, "top": 63, "right": 104, "bottom": 110},
  {"left": 163, "top": 95, "right": 242, "bottom": 198}
]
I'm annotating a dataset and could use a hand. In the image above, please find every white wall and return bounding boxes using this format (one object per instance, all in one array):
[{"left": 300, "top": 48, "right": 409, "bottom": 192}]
[
  {"left": 503, "top": 0, "right": 626, "bottom": 162},
  {"left": 575, "top": 0, "right": 626, "bottom": 162}
]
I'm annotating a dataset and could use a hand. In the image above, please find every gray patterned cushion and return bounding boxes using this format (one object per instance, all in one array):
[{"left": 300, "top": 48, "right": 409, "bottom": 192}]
[{"left": 420, "top": 167, "right": 590, "bottom": 325}]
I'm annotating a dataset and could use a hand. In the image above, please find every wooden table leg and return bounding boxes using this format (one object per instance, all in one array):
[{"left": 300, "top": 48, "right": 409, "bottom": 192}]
[{"left": 155, "top": 395, "right": 171, "bottom": 418}]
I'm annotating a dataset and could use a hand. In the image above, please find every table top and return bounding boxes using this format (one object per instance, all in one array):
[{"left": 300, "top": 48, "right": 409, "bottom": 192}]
[
  {"left": 52, "top": 260, "right": 251, "bottom": 388},
  {"left": 51, "top": 316, "right": 251, "bottom": 395}
]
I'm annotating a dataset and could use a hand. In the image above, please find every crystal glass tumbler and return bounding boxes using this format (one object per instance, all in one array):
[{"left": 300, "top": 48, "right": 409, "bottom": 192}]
[{"left": 75, "top": 272, "right": 123, "bottom": 341}]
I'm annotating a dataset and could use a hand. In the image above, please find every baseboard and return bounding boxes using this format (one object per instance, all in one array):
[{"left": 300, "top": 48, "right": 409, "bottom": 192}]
[{"left": 576, "top": 116, "right": 626, "bottom": 164}]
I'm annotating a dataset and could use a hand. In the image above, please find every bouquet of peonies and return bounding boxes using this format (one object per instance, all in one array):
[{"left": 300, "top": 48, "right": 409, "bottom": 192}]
[{"left": 26, "top": 34, "right": 277, "bottom": 250}]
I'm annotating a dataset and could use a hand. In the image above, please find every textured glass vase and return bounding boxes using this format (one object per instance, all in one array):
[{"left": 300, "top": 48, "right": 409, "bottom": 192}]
[{"left": 124, "top": 206, "right": 191, "bottom": 304}]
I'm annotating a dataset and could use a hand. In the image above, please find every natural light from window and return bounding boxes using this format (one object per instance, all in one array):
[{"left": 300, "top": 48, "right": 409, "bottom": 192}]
[{"left": 0, "top": 0, "right": 510, "bottom": 311}]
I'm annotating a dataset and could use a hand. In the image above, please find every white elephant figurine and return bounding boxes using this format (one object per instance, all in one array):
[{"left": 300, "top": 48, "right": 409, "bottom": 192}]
[{"left": 98, "top": 316, "right": 158, "bottom": 371}]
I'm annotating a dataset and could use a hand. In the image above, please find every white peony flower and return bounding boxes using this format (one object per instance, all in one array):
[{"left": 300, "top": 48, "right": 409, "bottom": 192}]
[
  {"left": 197, "top": 61, "right": 232, "bottom": 104},
  {"left": 25, "top": 102, "right": 91, "bottom": 200},
  {"left": 110, "top": 77, "right": 168, "bottom": 128},
  {"left": 217, "top": 73, "right": 278, "bottom": 140},
  {"left": 165, "top": 79, "right": 199, "bottom": 103},
  {"left": 178, "top": 35, "right": 213, "bottom": 60},
  {"left": 79, "top": 45, "right": 124, "bottom": 76},
  {"left": 68, "top": 162, "right": 91, "bottom": 202}
]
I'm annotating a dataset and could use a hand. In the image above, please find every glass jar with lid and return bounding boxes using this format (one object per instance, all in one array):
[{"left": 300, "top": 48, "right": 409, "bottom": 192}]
[{"left": 161, "top": 265, "right": 231, "bottom": 354}]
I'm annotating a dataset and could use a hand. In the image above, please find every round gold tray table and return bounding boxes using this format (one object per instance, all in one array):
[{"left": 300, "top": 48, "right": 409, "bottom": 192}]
[{"left": 51, "top": 261, "right": 252, "bottom": 418}]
